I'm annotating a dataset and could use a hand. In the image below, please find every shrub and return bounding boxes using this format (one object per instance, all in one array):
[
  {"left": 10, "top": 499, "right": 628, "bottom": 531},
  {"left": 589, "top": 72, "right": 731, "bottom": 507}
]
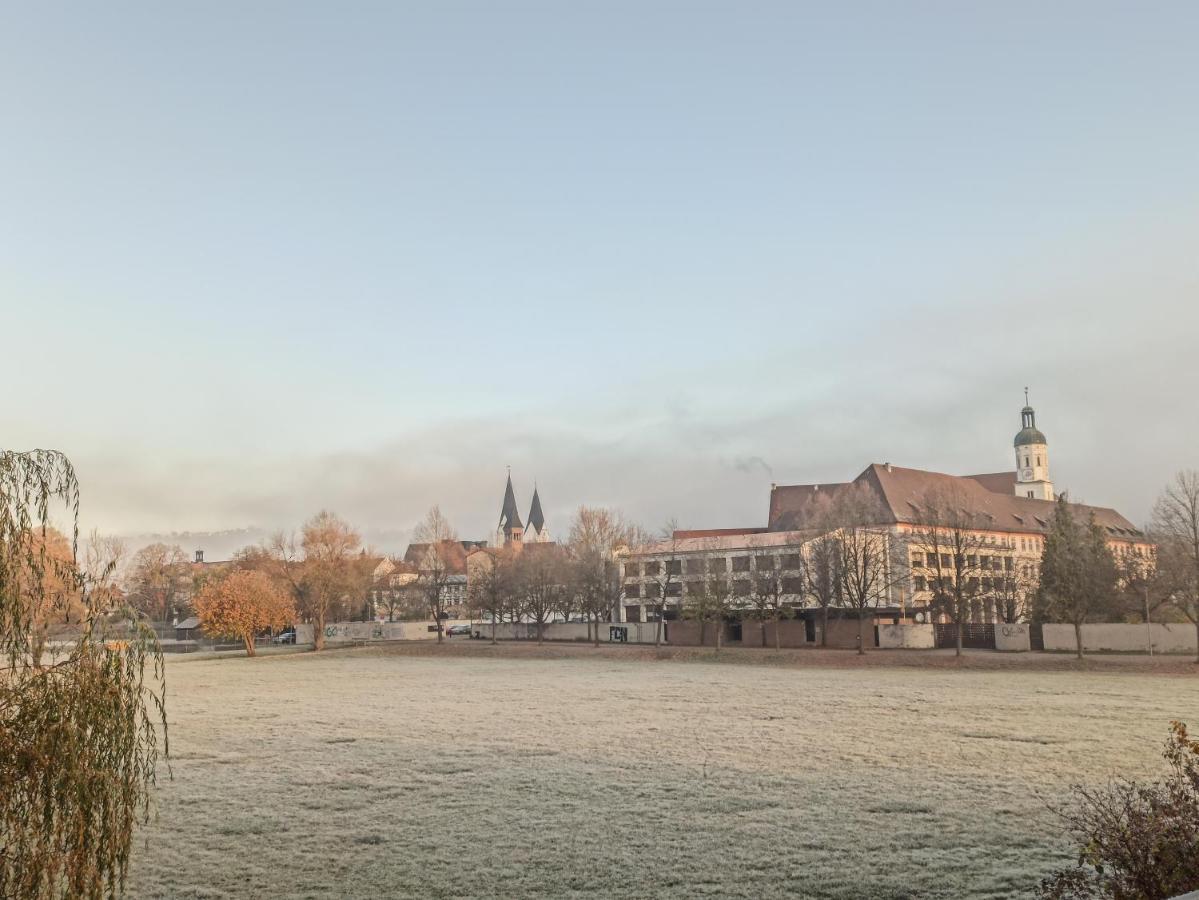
[{"left": 1039, "top": 721, "right": 1199, "bottom": 899}]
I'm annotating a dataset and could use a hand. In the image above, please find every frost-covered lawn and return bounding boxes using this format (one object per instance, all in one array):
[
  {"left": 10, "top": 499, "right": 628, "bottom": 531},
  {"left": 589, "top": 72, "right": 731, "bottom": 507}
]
[{"left": 128, "top": 646, "right": 1197, "bottom": 899}]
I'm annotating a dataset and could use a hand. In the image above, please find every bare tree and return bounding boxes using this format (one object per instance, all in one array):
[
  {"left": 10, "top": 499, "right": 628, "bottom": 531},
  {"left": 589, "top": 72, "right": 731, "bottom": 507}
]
[
  {"left": 802, "top": 529, "right": 842, "bottom": 647},
  {"left": 125, "top": 542, "right": 189, "bottom": 622},
  {"left": 906, "top": 486, "right": 997, "bottom": 656},
  {"left": 567, "top": 506, "right": 638, "bottom": 646},
  {"left": 1153, "top": 470, "right": 1199, "bottom": 663},
  {"left": 684, "top": 541, "right": 732, "bottom": 652},
  {"left": 516, "top": 544, "right": 566, "bottom": 643},
  {"left": 412, "top": 506, "right": 459, "bottom": 643},
  {"left": 641, "top": 520, "right": 682, "bottom": 647},
  {"left": 745, "top": 554, "right": 796, "bottom": 650},
  {"left": 467, "top": 548, "right": 517, "bottom": 643},
  {"left": 831, "top": 483, "right": 903, "bottom": 655}
]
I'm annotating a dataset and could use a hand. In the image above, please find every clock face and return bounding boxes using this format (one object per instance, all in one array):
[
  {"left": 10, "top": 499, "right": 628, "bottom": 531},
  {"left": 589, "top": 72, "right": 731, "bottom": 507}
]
[{"left": 1021, "top": 468, "right": 1033, "bottom": 480}]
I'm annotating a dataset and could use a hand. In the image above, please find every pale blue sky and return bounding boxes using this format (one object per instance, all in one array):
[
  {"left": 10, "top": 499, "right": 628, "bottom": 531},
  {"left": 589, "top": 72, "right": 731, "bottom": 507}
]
[{"left": 2, "top": 2, "right": 1197, "bottom": 547}]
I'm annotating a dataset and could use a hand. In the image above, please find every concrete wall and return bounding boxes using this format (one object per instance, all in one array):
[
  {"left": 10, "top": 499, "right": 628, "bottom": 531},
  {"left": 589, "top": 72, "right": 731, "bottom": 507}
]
[
  {"left": 469, "top": 621, "right": 663, "bottom": 644},
  {"left": 1043, "top": 622, "right": 1198, "bottom": 654},
  {"left": 877, "top": 623, "right": 935, "bottom": 649},
  {"left": 995, "top": 623, "right": 1031, "bottom": 652},
  {"left": 296, "top": 620, "right": 471, "bottom": 645}
]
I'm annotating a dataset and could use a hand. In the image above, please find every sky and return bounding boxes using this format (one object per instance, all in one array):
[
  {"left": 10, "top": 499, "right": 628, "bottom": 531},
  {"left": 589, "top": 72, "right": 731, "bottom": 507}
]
[{"left": 2, "top": 2, "right": 1197, "bottom": 552}]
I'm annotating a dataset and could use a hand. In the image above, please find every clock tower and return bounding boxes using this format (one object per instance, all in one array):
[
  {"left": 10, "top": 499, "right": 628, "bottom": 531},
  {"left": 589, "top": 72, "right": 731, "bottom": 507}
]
[{"left": 1013, "top": 390, "right": 1053, "bottom": 501}]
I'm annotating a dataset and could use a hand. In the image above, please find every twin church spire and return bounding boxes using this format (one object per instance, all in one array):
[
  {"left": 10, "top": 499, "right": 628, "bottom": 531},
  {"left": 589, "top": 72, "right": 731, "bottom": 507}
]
[{"left": 496, "top": 471, "right": 550, "bottom": 547}]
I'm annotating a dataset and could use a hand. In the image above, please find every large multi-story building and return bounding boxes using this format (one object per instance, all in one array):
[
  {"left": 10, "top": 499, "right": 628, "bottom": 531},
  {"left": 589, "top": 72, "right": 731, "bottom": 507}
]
[{"left": 619, "top": 399, "right": 1153, "bottom": 626}]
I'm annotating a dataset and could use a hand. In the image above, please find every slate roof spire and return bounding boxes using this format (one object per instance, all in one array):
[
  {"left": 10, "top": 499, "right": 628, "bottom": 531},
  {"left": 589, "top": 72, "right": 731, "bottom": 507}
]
[
  {"left": 498, "top": 469, "right": 523, "bottom": 532},
  {"left": 528, "top": 485, "right": 546, "bottom": 533}
]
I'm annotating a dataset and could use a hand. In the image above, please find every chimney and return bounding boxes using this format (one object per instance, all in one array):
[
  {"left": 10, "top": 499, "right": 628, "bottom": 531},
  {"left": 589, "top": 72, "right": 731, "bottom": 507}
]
[{"left": 195, "top": 549, "right": 204, "bottom": 564}]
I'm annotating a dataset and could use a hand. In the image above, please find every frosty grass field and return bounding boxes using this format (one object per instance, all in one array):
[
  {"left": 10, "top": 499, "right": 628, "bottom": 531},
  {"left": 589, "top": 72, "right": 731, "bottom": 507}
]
[{"left": 128, "top": 645, "right": 1198, "bottom": 899}]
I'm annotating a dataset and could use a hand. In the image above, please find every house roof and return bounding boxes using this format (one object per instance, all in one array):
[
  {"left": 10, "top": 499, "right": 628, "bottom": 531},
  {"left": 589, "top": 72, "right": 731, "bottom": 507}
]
[
  {"left": 769, "top": 464, "right": 1145, "bottom": 539},
  {"left": 176, "top": 616, "right": 200, "bottom": 630},
  {"left": 402, "top": 541, "right": 470, "bottom": 574}
]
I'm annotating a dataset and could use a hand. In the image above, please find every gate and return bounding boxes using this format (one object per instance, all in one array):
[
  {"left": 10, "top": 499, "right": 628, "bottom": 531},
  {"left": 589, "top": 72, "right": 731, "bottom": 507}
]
[
  {"left": 933, "top": 623, "right": 996, "bottom": 650},
  {"left": 1029, "top": 623, "right": 1045, "bottom": 651}
]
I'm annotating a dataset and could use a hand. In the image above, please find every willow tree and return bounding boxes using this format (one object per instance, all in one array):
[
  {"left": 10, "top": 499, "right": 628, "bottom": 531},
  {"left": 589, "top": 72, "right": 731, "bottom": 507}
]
[{"left": 1, "top": 449, "right": 167, "bottom": 898}]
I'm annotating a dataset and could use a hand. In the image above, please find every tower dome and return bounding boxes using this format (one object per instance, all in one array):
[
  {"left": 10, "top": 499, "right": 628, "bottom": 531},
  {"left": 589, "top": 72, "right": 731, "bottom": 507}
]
[{"left": 1013, "top": 406, "right": 1047, "bottom": 447}]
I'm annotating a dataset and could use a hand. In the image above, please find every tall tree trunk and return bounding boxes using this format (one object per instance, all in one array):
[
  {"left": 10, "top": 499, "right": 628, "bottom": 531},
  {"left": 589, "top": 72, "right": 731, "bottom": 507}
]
[
  {"left": 537, "top": 619, "right": 544, "bottom": 643},
  {"left": 593, "top": 613, "right": 600, "bottom": 648},
  {"left": 715, "top": 618, "right": 722, "bottom": 653},
  {"left": 821, "top": 605, "right": 829, "bottom": 647},
  {"left": 1193, "top": 617, "right": 1198, "bottom": 664},
  {"left": 491, "top": 619, "right": 497, "bottom": 645},
  {"left": 956, "top": 619, "right": 963, "bottom": 657},
  {"left": 761, "top": 619, "right": 767, "bottom": 648},
  {"left": 244, "top": 634, "right": 256, "bottom": 657},
  {"left": 655, "top": 610, "right": 663, "bottom": 647},
  {"left": 1073, "top": 620, "right": 1084, "bottom": 660},
  {"left": 313, "top": 612, "right": 325, "bottom": 651},
  {"left": 857, "top": 614, "right": 865, "bottom": 655},
  {"left": 773, "top": 612, "right": 781, "bottom": 651}
]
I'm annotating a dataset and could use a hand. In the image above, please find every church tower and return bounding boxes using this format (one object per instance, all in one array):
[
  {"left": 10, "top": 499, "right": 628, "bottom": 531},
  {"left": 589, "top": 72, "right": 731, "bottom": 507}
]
[
  {"left": 496, "top": 471, "right": 524, "bottom": 548},
  {"left": 525, "top": 485, "right": 550, "bottom": 543},
  {"left": 1013, "top": 390, "right": 1053, "bottom": 501}
]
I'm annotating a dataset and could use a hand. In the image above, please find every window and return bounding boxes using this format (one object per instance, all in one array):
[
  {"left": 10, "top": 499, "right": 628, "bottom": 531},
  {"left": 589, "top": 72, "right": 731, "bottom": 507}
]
[
  {"left": 624, "top": 562, "right": 640, "bottom": 578},
  {"left": 1004, "top": 557, "right": 1014, "bottom": 571},
  {"left": 666, "top": 560, "right": 681, "bottom": 575},
  {"left": 940, "top": 553, "right": 951, "bottom": 568},
  {"left": 1024, "top": 455, "right": 1030, "bottom": 467},
  {"left": 685, "top": 559, "right": 705, "bottom": 575},
  {"left": 1036, "top": 455, "right": 1041, "bottom": 466},
  {"left": 685, "top": 579, "right": 705, "bottom": 595},
  {"left": 926, "top": 552, "right": 937, "bottom": 567},
  {"left": 644, "top": 582, "right": 661, "bottom": 599},
  {"left": 782, "top": 577, "right": 803, "bottom": 594},
  {"left": 665, "top": 582, "right": 682, "bottom": 597},
  {"left": 645, "top": 561, "right": 661, "bottom": 576},
  {"left": 914, "top": 575, "right": 927, "bottom": 592},
  {"left": 732, "top": 556, "right": 751, "bottom": 572},
  {"left": 624, "top": 583, "right": 641, "bottom": 599},
  {"left": 911, "top": 554, "right": 923, "bottom": 569},
  {"left": 1027, "top": 491, "right": 1035, "bottom": 499},
  {"left": 754, "top": 555, "right": 775, "bottom": 570},
  {"left": 733, "top": 580, "right": 751, "bottom": 597},
  {"left": 707, "top": 557, "right": 728, "bottom": 573},
  {"left": 781, "top": 554, "right": 802, "bottom": 569}
]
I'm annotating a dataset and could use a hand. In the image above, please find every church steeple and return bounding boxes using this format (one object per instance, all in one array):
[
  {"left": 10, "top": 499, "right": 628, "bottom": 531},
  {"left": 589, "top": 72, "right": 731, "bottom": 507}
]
[
  {"left": 525, "top": 485, "right": 550, "bottom": 543},
  {"left": 496, "top": 470, "right": 524, "bottom": 546},
  {"left": 1013, "top": 389, "right": 1053, "bottom": 501}
]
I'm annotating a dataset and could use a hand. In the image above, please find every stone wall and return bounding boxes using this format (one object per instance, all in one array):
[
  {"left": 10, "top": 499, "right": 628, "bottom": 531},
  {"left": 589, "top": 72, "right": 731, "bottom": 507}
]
[
  {"left": 824, "top": 618, "right": 874, "bottom": 650},
  {"left": 994, "top": 623, "right": 1030, "bottom": 652},
  {"left": 1042, "top": 622, "right": 1197, "bottom": 654},
  {"left": 876, "top": 623, "right": 935, "bottom": 649}
]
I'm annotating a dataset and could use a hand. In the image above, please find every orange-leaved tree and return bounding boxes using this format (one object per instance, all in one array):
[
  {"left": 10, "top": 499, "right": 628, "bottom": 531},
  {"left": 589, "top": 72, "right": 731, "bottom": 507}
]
[{"left": 194, "top": 569, "right": 295, "bottom": 656}]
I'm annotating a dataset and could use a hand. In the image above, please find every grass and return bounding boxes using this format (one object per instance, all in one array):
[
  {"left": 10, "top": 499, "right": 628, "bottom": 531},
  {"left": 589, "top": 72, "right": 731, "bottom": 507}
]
[{"left": 127, "top": 644, "right": 1198, "bottom": 899}]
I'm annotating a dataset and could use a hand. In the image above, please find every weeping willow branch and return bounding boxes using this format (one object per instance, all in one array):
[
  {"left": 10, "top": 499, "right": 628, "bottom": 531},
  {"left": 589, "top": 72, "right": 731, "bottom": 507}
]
[{"left": 0, "top": 449, "right": 168, "bottom": 899}]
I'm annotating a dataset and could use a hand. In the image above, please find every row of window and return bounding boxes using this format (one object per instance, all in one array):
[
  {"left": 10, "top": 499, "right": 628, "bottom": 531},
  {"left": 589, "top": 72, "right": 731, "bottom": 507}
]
[
  {"left": 911, "top": 553, "right": 1016, "bottom": 572},
  {"left": 624, "top": 553, "right": 804, "bottom": 579},
  {"left": 623, "top": 577, "right": 806, "bottom": 599}
]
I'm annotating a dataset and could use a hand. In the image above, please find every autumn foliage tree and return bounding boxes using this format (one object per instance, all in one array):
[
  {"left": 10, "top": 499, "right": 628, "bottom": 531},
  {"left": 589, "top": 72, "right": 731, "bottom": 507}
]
[
  {"left": 194, "top": 570, "right": 295, "bottom": 656},
  {"left": 270, "top": 511, "right": 362, "bottom": 651}
]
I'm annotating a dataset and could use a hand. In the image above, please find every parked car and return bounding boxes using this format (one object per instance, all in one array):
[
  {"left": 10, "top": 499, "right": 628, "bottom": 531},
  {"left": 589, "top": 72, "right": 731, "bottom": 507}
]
[
  {"left": 272, "top": 630, "right": 296, "bottom": 644},
  {"left": 446, "top": 624, "right": 471, "bottom": 637}
]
